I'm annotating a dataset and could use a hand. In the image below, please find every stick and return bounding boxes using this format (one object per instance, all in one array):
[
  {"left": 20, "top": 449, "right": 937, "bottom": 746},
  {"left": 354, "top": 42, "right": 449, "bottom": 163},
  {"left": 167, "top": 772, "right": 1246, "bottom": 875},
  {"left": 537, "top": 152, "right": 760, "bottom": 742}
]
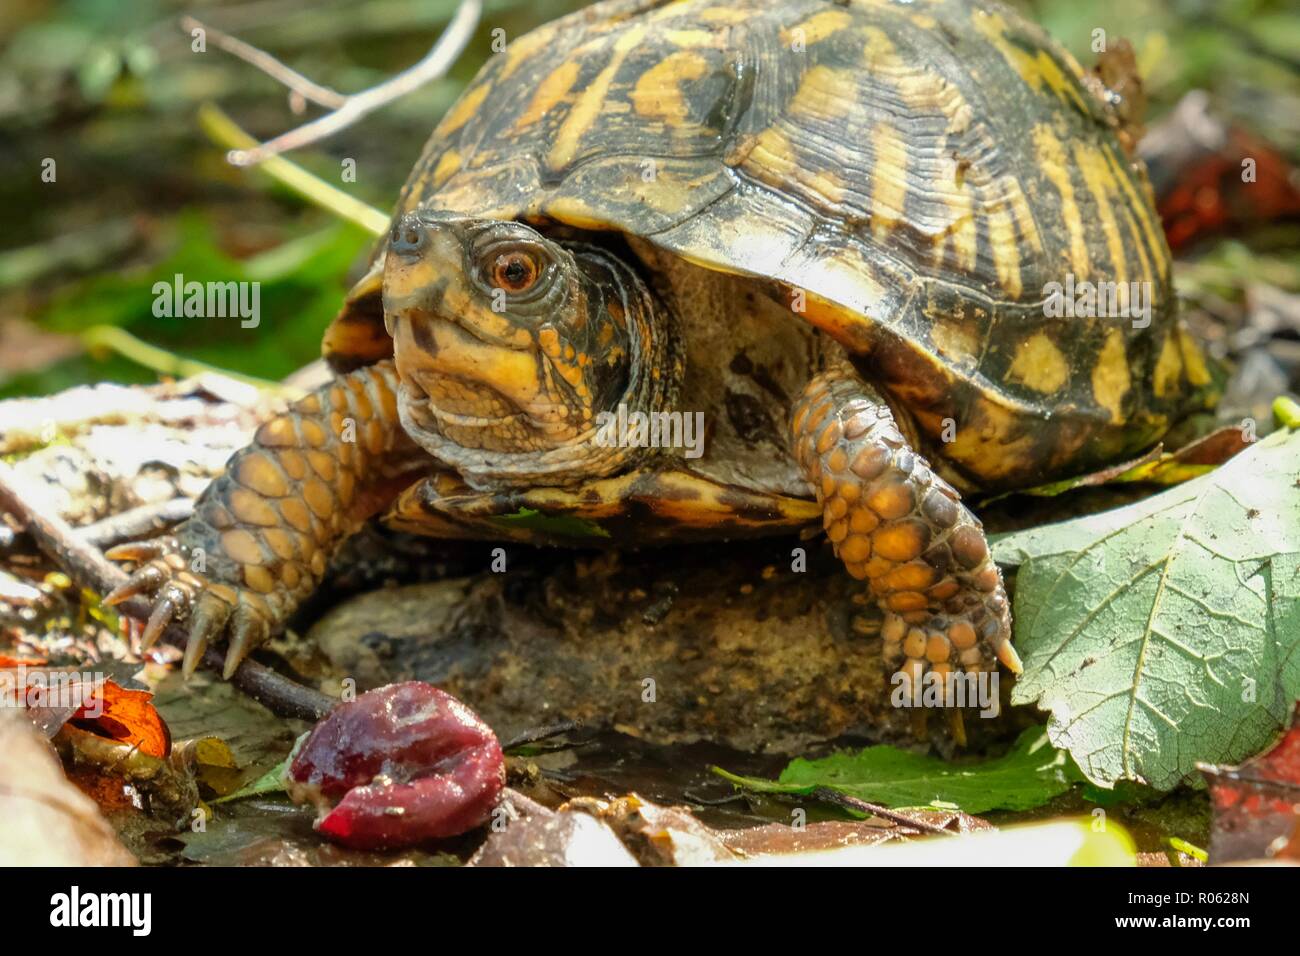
[
  {"left": 180, "top": 15, "right": 347, "bottom": 111},
  {"left": 810, "top": 787, "right": 955, "bottom": 836},
  {"left": 188, "top": 0, "right": 482, "bottom": 168},
  {"left": 0, "top": 464, "right": 333, "bottom": 721},
  {"left": 501, "top": 719, "right": 581, "bottom": 753},
  {"left": 500, "top": 788, "right": 556, "bottom": 819},
  {"left": 76, "top": 499, "right": 195, "bottom": 550},
  {"left": 82, "top": 325, "right": 288, "bottom": 393},
  {"left": 198, "top": 104, "right": 390, "bottom": 236}
]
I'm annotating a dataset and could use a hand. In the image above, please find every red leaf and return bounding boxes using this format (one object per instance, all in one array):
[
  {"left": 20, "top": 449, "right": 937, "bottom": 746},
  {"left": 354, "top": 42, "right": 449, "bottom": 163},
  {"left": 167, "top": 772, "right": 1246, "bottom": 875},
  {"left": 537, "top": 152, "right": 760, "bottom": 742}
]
[
  {"left": 1201, "top": 704, "right": 1300, "bottom": 864},
  {"left": 2, "top": 665, "right": 169, "bottom": 757},
  {"left": 73, "top": 682, "right": 170, "bottom": 758}
]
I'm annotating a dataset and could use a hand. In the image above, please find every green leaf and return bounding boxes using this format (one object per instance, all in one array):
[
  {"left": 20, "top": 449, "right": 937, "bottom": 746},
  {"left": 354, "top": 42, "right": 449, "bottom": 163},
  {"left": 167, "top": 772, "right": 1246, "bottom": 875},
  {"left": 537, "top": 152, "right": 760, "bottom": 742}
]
[
  {"left": 29, "top": 212, "right": 371, "bottom": 393},
  {"left": 209, "top": 756, "right": 289, "bottom": 805},
  {"left": 489, "top": 507, "right": 610, "bottom": 539},
  {"left": 714, "top": 728, "right": 1082, "bottom": 814},
  {"left": 993, "top": 427, "right": 1300, "bottom": 791}
]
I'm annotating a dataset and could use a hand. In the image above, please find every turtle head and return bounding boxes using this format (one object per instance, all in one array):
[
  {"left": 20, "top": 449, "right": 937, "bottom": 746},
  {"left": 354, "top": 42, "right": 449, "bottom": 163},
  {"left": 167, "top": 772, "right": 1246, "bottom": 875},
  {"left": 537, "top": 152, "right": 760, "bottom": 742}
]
[{"left": 382, "top": 213, "right": 676, "bottom": 486}]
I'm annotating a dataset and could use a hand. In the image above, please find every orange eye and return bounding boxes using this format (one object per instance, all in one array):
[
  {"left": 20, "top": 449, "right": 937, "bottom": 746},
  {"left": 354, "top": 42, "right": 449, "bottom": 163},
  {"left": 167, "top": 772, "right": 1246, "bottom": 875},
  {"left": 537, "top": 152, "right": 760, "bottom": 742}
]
[{"left": 491, "top": 252, "right": 539, "bottom": 293}]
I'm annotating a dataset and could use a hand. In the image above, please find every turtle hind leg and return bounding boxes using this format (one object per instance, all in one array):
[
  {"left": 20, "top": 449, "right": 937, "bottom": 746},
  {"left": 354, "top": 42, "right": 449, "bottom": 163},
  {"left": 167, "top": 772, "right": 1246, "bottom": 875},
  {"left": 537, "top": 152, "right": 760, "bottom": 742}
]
[{"left": 790, "top": 365, "right": 1021, "bottom": 726}]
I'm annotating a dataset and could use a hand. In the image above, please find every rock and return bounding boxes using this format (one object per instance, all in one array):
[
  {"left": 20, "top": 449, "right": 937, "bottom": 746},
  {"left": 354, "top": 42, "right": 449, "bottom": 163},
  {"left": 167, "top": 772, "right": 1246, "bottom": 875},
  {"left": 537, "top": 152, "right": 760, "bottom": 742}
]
[
  {"left": 468, "top": 810, "right": 640, "bottom": 867},
  {"left": 306, "top": 543, "right": 1011, "bottom": 753}
]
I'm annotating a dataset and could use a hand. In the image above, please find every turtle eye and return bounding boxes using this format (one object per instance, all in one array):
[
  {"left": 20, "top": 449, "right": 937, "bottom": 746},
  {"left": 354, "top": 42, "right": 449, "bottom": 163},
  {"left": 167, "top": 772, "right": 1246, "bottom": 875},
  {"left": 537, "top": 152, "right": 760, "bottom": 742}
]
[{"left": 490, "top": 251, "right": 541, "bottom": 294}]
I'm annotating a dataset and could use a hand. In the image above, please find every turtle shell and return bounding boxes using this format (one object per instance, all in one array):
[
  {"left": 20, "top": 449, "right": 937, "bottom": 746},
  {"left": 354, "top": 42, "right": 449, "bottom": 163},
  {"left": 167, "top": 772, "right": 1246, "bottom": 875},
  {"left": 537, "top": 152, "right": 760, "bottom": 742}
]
[{"left": 325, "top": 0, "right": 1215, "bottom": 490}]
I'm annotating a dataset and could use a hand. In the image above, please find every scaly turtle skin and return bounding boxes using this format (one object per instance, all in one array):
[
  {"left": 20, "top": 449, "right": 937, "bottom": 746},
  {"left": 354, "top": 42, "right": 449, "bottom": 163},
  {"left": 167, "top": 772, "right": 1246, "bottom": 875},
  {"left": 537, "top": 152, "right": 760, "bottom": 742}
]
[{"left": 108, "top": 0, "right": 1216, "bottom": 729}]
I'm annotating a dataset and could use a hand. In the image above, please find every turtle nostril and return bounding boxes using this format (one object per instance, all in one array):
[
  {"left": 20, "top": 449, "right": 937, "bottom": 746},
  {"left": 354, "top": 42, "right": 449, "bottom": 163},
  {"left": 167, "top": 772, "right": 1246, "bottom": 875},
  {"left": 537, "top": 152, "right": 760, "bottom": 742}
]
[{"left": 390, "top": 215, "right": 428, "bottom": 258}]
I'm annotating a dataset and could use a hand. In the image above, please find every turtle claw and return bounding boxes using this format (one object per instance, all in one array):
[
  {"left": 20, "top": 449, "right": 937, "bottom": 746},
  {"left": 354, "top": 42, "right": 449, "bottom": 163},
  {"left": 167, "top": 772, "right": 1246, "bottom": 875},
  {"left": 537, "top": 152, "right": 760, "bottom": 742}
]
[
  {"left": 104, "top": 563, "right": 168, "bottom": 607},
  {"left": 140, "top": 592, "right": 180, "bottom": 651},
  {"left": 946, "top": 707, "right": 968, "bottom": 747},
  {"left": 223, "top": 605, "right": 269, "bottom": 680},
  {"left": 107, "top": 530, "right": 278, "bottom": 680},
  {"left": 995, "top": 639, "right": 1024, "bottom": 676},
  {"left": 182, "top": 630, "right": 208, "bottom": 680},
  {"left": 104, "top": 540, "right": 169, "bottom": 563},
  {"left": 180, "top": 593, "right": 233, "bottom": 678}
]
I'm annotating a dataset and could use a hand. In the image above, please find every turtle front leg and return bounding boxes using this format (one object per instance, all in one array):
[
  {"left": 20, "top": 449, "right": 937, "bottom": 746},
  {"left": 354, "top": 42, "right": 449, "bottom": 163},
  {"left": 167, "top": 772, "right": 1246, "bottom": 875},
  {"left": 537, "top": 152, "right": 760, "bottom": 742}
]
[
  {"left": 106, "top": 361, "right": 424, "bottom": 678},
  {"left": 790, "top": 365, "right": 1021, "bottom": 728}
]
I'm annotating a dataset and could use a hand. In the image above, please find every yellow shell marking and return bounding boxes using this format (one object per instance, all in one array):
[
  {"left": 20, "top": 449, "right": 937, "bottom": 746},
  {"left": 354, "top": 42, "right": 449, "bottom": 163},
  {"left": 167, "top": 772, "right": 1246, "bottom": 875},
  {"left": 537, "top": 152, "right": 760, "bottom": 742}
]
[
  {"left": 929, "top": 316, "right": 980, "bottom": 365},
  {"left": 647, "top": 0, "right": 696, "bottom": 23},
  {"left": 781, "top": 9, "right": 852, "bottom": 48},
  {"left": 985, "top": 196, "right": 1022, "bottom": 298},
  {"left": 860, "top": 27, "right": 959, "bottom": 130},
  {"left": 743, "top": 117, "right": 849, "bottom": 207},
  {"left": 663, "top": 29, "right": 718, "bottom": 48},
  {"left": 515, "top": 61, "right": 581, "bottom": 130},
  {"left": 862, "top": 28, "right": 987, "bottom": 271},
  {"left": 1072, "top": 141, "right": 1128, "bottom": 292},
  {"left": 698, "top": 7, "right": 747, "bottom": 24},
  {"left": 741, "top": 127, "right": 798, "bottom": 185},
  {"left": 803, "top": 168, "right": 847, "bottom": 206},
  {"left": 970, "top": 9, "right": 1088, "bottom": 114},
  {"left": 498, "top": 27, "right": 553, "bottom": 83},
  {"left": 1177, "top": 326, "right": 1213, "bottom": 387},
  {"left": 1103, "top": 145, "right": 1168, "bottom": 283},
  {"left": 1091, "top": 327, "right": 1131, "bottom": 422},
  {"left": 1006, "top": 331, "right": 1069, "bottom": 393},
  {"left": 788, "top": 64, "right": 858, "bottom": 122},
  {"left": 870, "top": 122, "right": 909, "bottom": 239},
  {"left": 548, "top": 24, "right": 647, "bottom": 171},
  {"left": 1116, "top": 202, "right": 1153, "bottom": 289},
  {"left": 436, "top": 82, "right": 490, "bottom": 138},
  {"left": 1033, "top": 124, "right": 1090, "bottom": 278},
  {"left": 946, "top": 399, "right": 1039, "bottom": 482},
  {"left": 631, "top": 51, "right": 709, "bottom": 124},
  {"left": 933, "top": 176, "right": 978, "bottom": 272},
  {"left": 1007, "top": 178, "right": 1042, "bottom": 254},
  {"left": 430, "top": 150, "right": 461, "bottom": 188},
  {"left": 1152, "top": 333, "right": 1185, "bottom": 398},
  {"left": 862, "top": 25, "right": 894, "bottom": 68}
]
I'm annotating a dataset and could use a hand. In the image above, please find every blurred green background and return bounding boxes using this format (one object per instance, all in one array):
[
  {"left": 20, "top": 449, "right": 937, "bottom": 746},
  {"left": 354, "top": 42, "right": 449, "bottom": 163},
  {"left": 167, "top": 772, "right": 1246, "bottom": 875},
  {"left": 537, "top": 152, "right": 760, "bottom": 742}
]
[{"left": 1, "top": 0, "right": 1298, "bottom": 398}]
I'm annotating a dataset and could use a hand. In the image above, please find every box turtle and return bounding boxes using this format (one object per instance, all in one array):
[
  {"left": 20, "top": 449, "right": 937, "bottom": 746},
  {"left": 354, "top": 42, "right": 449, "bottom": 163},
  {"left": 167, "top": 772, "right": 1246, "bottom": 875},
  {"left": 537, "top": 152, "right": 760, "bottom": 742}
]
[{"left": 108, "top": 0, "right": 1217, "bottom": 721}]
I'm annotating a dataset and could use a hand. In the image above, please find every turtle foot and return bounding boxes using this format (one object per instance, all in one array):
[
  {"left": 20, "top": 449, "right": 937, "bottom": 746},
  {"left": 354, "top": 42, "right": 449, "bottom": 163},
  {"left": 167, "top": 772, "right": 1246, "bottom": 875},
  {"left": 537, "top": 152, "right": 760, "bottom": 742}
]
[{"left": 790, "top": 365, "right": 1019, "bottom": 740}]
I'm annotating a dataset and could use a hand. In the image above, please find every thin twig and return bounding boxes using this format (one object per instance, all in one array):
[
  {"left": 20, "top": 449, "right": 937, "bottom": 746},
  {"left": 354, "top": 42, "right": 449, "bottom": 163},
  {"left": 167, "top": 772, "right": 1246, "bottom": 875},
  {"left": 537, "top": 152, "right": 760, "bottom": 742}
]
[
  {"left": 197, "top": 103, "right": 390, "bottom": 236},
  {"left": 82, "top": 325, "right": 290, "bottom": 394},
  {"left": 181, "top": 15, "right": 347, "bottom": 111},
  {"left": 193, "top": 0, "right": 482, "bottom": 168},
  {"left": 810, "top": 787, "right": 955, "bottom": 836},
  {"left": 500, "top": 787, "right": 556, "bottom": 819},
  {"left": 501, "top": 718, "right": 581, "bottom": 753},
  {"left": 0, "top": 464, "right": 333, "bottom": 721},
  {"left": 77, "top": 499, "right": 195, "bottom": 550}
]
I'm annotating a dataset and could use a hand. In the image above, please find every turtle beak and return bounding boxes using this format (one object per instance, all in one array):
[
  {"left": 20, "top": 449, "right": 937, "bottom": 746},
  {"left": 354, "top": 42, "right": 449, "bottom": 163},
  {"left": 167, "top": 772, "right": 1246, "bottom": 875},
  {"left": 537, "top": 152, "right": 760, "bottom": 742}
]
[{"left": 382, "top": 213, "right": 463, "bottom": 320}]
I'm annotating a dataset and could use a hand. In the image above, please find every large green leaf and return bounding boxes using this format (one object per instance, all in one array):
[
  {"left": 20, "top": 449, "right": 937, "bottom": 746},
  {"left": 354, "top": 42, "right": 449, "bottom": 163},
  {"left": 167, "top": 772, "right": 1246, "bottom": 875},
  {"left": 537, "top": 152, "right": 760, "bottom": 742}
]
[
  {"left": 715, "top": 728, "right": 1082, "bottom": 814},
  {"left": 994, "top": 426, "right": 1300, "bottom": 791}
]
